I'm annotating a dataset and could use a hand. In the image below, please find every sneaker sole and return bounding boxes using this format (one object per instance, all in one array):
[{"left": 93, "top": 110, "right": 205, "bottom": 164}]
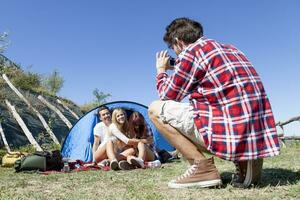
[
  {"left": 168, "top": 179, "right": 222, "bottom": 189},
  {"left": 110, "top": 161, "right": 119, "bottom": 171},
  {"left": 119, "top": 161, "right": 134, "bottom": 170},
  {"left": 130, "top": 159, "right": 144, "bottom": 168},
  {"left": 243, "top": 158, "right": 263, "bottom": 187}
]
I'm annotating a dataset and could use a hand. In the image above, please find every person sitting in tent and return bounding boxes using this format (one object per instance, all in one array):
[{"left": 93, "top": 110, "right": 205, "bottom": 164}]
[
  {"left": 92, "top": 106, "right": 112, "bottom": 166},
  {"left": 126, "top": 111, "right": 157, "bottom": 168},
  {"left": 106, "top": 108, "right": 143, "bottom": 170}
]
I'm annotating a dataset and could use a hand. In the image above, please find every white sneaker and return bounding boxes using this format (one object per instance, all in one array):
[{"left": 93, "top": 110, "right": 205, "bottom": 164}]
[
  {"left": 98, "top": 159, "right": 110, "bottom": 168},
  {"left": 130, "top": 157, "right": 145, "bottom": 168}
]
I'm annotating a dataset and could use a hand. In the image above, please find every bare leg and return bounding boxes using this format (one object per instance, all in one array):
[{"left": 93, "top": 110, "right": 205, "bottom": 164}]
[
  {"left": 144, "top": 146, "right": 155, "bottom": 161},
  {"left": 94, "top": 144, "right": 107, "bottom": 163},
  {"left": 137, "top": 142, "right": 155, "bottom": 161},
  {"left": 106, "top": 140, "right": 117, "bottom": 161},
  {"left": 148, "top": 100, "right": 206, "bottom": 164},
  {"left": 118, "top": 147, "right": 135, "bottom": 160},
  {"left": 137, "top": 142, "right": 146, "bottom": 159}
]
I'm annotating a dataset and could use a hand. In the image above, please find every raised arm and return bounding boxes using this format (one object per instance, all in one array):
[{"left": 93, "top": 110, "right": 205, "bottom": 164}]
[{"left": 156, "top": 50, "right": 206, "bottom": 101}]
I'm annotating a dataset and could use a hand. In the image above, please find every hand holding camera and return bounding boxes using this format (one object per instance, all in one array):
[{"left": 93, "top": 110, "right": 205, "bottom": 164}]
[{"left": 156, "top": 50, "right": 175, "bottom": 73}]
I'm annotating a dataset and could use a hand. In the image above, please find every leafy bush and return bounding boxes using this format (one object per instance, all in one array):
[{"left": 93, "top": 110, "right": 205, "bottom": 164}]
[
  {"left": 1, "top": 64, "right": 55, "bottom": 97},
  {"left": 15, "top": 144, "right": 36, "bottom": 154},
  {"left": 80, "top": 88, "right": 111, "bottom": 113},
  {"left": 80, "top": 101, "right": 99, "bottom": 113},
  {"left": 41, "top": 143, "right": 61, "bottom": 151},
  {"left": 0, "top": 32, "right": 9, "bottom": 53},
  {"left": 0, "top": 148, "right": 7, "bottom": 164},
  {"left": 11, "top": 71, "right": 41, "bottom": 91},
  {"left": 0, "top": 82, "right": 5, "bottom": 101},
  {"left": 42, "top": 70, "right": 64, "bottom": 95}
]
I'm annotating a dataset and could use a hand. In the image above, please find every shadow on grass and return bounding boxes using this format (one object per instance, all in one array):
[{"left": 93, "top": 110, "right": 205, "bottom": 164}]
[{"left": 221, "top": 168, "right": 300, "bottom": 187}]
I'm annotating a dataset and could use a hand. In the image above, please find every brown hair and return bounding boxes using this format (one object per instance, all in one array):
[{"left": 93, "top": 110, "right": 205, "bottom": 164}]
[
  {"left": 128, "top": 112, "right": 148, "bottom": 139},
  {"left": 163, "top": 17, "right": 203, "bottom": 48}
]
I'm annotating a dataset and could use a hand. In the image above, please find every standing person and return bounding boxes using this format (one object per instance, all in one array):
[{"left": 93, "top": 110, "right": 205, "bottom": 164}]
[
  {"left": 148, "top": 17, "right": 280, "bottom": 189},
  {"left": 92, "top": 106, "right": 111, "bottom": 165},
  {"left": 107, "top": 108, "right": 144, "bottom": 170},
  {"left": 127, "top": 112, "right": 156, "bottom": 168}
]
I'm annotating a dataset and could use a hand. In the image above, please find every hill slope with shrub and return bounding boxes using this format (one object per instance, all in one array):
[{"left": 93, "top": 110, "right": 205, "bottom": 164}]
[{"left": 0, "top": 54, "right": 83, "bottom": 151}]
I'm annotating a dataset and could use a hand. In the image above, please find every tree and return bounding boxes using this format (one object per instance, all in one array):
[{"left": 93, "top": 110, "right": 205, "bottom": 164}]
[
  {"left": 0, "top": 32, "right": 9, "bottom": 53},
  {"left": 80, "top": 89, "right": 111, "bottom": 113},
  {"left": 43, "top": 69, "right": 64, "bottom": 95},
  {"left": 93, "top": 88, "right": 111, "bottom": 105}
]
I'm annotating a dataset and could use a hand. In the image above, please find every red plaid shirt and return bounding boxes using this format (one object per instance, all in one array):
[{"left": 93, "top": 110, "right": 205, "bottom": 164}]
[{"left": 156, "top": 37, "right": 280, "bottom": 161}]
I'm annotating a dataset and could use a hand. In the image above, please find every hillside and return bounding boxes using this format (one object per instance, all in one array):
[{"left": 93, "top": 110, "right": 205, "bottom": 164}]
[{"left": 0, "top": 54, "right": 83, "bottom": 151}]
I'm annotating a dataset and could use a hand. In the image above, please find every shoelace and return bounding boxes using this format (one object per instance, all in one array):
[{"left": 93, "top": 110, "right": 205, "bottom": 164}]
[{"left": 177, "top": 164, "right": 197, "bottom": 181}]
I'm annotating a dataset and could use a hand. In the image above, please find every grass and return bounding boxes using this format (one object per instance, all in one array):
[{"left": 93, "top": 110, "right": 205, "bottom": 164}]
[{"left": 0, "top": 142, "right": 299, "bottom": 200}]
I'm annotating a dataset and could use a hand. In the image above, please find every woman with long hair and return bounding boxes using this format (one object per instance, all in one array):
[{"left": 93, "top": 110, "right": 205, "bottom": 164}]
[
  {"left": 107, "top": 108, "right": 143, "bottom": 170},
  {"left": 127, "top": 111, "right": 156, "bottom": 168}
]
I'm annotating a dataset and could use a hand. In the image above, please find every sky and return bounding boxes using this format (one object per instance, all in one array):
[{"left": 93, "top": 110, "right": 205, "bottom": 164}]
[{"left": 1, "top": 0, "right": 299, "bottom": 135}]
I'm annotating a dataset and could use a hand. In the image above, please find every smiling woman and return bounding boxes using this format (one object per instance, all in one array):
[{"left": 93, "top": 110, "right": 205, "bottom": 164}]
[{"left": 61, "top": 101, "right": 174, "bottom": 162}]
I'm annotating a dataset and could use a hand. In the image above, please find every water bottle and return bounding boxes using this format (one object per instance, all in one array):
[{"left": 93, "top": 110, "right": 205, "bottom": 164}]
[{"left": 62, "top": 162, "right": 70, "bottom": 172}]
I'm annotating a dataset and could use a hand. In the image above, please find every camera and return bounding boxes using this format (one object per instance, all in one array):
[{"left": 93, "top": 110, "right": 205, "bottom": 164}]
[{"left": 169, "top": 57, "right": 175, "bottom": 66}]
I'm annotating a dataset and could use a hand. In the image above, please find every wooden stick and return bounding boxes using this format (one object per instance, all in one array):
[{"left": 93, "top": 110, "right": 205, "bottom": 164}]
[
  {"left": 56, "top": 99, "right": 79, "bottom": 120},
  {"left": 0, "top": 122, "right": 11, "bottom": 153},
  {"left": 5, "top": 100, "right": 42, "bottom": 151},
  {"left": 2, "top": 74, "right": 60, "bottom": 145},
  {"left": 38, "top": 95, "right": 72, "bottom": 129},
  {"left": 276, "top": 115, "right": 300, "bottom": 126},
  {"left": 280, "top": 136, "right": 300, "bottom": 140}
]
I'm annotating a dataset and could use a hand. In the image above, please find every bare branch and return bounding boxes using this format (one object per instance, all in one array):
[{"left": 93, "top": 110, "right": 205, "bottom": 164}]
[{"left": 276, "top": 115, "right": 300, "bottom": 126}]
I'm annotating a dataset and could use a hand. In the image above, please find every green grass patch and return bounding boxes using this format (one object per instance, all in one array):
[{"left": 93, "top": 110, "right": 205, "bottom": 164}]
[{"left": 0, "top": 144, "right": 299, "bottom": 200}]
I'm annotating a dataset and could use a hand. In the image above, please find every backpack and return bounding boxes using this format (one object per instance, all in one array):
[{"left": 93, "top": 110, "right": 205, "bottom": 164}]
[
  {"left": 157, "top": 149, "right": 172, "bottom": 163},
  {"left": 14, "top": 150, "right": 63, "bottom": 172},
  {"left": 1, "top": 152, "right": 25, "bottom": 168}
]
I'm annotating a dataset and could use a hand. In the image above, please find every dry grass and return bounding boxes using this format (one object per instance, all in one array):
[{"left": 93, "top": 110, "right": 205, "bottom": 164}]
[{"left": 0, "top": 142, "right": 299, "bottom": 200}]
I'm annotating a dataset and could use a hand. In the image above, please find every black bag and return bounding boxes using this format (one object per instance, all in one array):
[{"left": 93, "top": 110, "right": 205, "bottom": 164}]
[
  {"left": 34, "top": 150, "right": 63, "bottom": 171},
  {"left": 157, "top": 149, "right": 172, "bottom": 163},
  {"left": 15, "top": 150, "right": 63, "bottom": 172}
]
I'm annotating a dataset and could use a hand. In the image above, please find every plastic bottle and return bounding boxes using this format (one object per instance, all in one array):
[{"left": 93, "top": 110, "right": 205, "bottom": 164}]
[{"left": 62, "top": 162, "right": 70, "bottom": 172}]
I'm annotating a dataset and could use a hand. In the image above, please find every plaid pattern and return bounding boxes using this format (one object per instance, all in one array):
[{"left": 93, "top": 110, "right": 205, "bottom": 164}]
[{"left": 156, "top": 37, "right": 280, "bottom": 161}]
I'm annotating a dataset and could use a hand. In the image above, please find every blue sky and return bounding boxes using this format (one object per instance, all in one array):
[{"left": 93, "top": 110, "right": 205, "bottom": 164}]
[{"left": 1, "top": 0, "right": 299, "bottom": 135}]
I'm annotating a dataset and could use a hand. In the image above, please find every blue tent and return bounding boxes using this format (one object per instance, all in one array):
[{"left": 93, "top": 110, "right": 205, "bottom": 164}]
[{"left": 61, "top": 101, "right": 174, "bottom": 162}]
